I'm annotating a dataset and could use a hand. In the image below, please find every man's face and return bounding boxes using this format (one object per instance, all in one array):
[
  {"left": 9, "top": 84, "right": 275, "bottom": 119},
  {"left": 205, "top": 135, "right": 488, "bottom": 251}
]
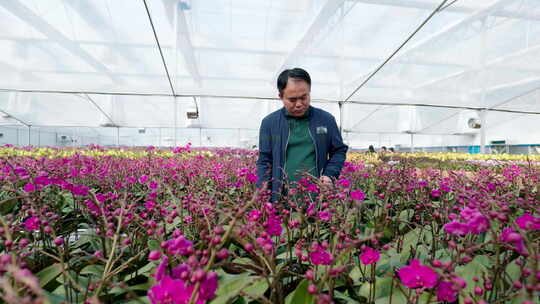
[{"left": 280, "top": 79, "right": 311, "bottom": 117}]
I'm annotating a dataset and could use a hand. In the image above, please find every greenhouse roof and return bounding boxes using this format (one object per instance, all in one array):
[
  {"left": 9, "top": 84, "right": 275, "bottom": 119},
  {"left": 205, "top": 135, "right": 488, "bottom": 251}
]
[{"left": 0, "top": 0, "right": 539, "bottom": 147}]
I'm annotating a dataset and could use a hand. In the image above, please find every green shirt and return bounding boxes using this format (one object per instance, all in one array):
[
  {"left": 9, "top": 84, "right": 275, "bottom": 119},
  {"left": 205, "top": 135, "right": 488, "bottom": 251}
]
[{"left": 284, "top": 110, "right": 318, "bottom": 184}]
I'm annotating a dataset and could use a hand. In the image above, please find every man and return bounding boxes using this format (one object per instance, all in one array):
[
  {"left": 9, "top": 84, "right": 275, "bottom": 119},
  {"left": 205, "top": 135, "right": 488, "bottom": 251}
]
[{"left": 256, "top": 68, "right": 348, "bottom": 202}]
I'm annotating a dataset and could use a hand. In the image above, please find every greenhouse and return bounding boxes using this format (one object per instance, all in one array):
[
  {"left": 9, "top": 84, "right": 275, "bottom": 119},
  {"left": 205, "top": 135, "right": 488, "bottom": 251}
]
[{"left": 0, "top": 0, "right": 539, "bottom": 303}]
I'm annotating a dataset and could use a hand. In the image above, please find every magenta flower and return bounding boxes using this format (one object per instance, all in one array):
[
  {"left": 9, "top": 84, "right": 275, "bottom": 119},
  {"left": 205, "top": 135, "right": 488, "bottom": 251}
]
[
  {"left": 23, "top": 183, "right": 36, "bottom": 193},
  {"left": 467, "top": 214, "right": 490, "bottom": 235},
  {"left": 248, "top": 210, "right": 262, "bottom": 222},
  {"left": 338, "top": 178, "right": 351, "bottom": 188},
  {"left": 265, "top": 215, "right": 283, "bottom": 236},
  {"left": 166, "top": 236, "right": 194, "bottom": 256},
  {"left": 430, "top": 189, "right": 441, "bottom": 198},
  {"left": 23, "top": 216, "right": 40, "bottom": 231},
  {"left": 71, "top": 184, "right": 89, "bottom": 196},
  {"left": 246, "top": 173, "right": 258, "bottom": 183},
  {"left": 516, "top": 213, "right": 540, "bottom": 231},
  {"left": 149, "top": 250, "right": 162, "bottom": 261},
  {"left": 148, "top": 275, "right": 192, "bottom": 304},
  {"left": 34, "top": 176, "right": 51, "bottom": 186},
  {"left": 139, "top": 175, "right": 149, "bottom": 184},
  {"left": 398, "top": 259, "right": 438, "bottom": 289},
  {"left": 318, "top": 211, "right": 332, "bottom": 222},
  {"left": 360, "top": 247, "right": 380, "bottom": 265},
  {"left": 310, "top": 245, "right": 333, "bottom": 266},
  {"left": 443, "top": 221, "right": 469, "bottom": 236},
  {"left": 149, "top": 181, "right": 159, "bottom": 190},
  {"left": 350, "top": 189, "right": 365, "bottom": 201},
  {"left": 306, "top": 184, "right": 319, "bottom": 193},
  {"left": 500, "top": 228, "right": 528, "bottom": 256},
  {"left": 199, "top": 272, "right": 218, "bottom": 302},
  {"left": 145, "top": 200, "right": 156, "bottom": 211},
  {"left": 437, "top": 281, "right": 457, "bottom": 302}
]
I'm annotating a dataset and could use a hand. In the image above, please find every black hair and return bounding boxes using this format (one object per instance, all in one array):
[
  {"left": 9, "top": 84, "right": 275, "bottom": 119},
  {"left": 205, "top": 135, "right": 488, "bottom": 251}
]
[
  {"left": 368, "top": 145, "right": 375, "bottom": 153},
  {"left": 277, "top": 68, "right": 311, "bottom": 96}
]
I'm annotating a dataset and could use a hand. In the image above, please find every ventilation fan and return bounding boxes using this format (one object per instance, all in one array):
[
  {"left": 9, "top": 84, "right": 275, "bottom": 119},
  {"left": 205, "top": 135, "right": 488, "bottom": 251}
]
[{"left": 468, "top": 118, "right": 481, "bottom": 129}]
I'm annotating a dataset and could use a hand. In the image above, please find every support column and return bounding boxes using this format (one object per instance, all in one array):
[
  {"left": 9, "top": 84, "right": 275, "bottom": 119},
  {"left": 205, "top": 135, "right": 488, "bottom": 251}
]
[
  {"left": 338, "top": 102, "right": 344, "bottom": 135},
  {"left": 480, "top": 109, "right": 487, "bottom": 154},
  {"left": 116, "top": 127, "right": 120, "bottom": 147},
  {"left": 174, "top": 98, "right": 178, "bottom": 147},
  {"left": 410, "top": 133, "right": 414, "bottom": 153}
]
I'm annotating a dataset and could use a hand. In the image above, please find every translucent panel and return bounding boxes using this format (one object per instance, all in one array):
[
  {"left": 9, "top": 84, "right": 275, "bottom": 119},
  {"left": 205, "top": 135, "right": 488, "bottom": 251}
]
[{"left": 0, "top": 0, "right": 539, "bottom": 147}]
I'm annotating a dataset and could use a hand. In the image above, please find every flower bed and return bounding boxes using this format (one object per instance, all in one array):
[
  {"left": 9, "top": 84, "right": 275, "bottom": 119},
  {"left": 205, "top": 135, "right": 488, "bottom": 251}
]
[{"left": 0, "top": 146, "right": 539, "bottom": 303}]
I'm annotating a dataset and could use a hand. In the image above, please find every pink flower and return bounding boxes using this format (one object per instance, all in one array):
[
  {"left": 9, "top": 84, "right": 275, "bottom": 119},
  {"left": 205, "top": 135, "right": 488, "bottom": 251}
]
[
  {"left": 149, "top": 181, "right": 159, "bottom": 190},
  {"left": 338, "top": 179, "right": 351, "bottom": 188},
  {"left": 306, "top": 184, "right": 319, "bottom": 193},
  {"left": 516, "top": 213, "right": 540, "bottom": 231},
  {"left": 500, "top": 228, "right": 528, "bottom": 256},
  {"left": 437, "top": 281, "right": 457, "bottom": 302},
  {"left": 145, "top": 200, "right": 156, "bottom": 211},
  {"left": 248, "top": 210, "right": 262, "bottom": 222},
  {"left": 265, "top": 215, "right": 283, "bottom": 236},
  {"left": 34, "top": 176, "right": 51, "bottom": 186},
  {"left": 23, "top": 216, "right": 40, "bottom": 231},
  {"left": 360, "top": 247, "right": 380, "bottom": 265},
  {"left": 166, "top": 236, "right": 194, "bottom": 256},
  {"left": 350, "top": 189, "right": 365, "bottom": 201},
  {"left": 199, "top": 272, "right": 218, "bottom": 302},
  {"left": 154, "top": 256, "right": 169, "bottom": 281},
  {"left": 443, "top": 221, "right": 469, "bottom": 236},
  {"left": 149, "top": 250, "right": 162, "bottom": 261},
  {"left": 71, "top": 184, "right": 89, "bottom": 196},
  {"left": 318, "top": 211, "right": 332, "bottom": 222},
  {"left": 467, "top": 214, "right": 490, "bottom": 235},
  {"left": 23, "top": 183, "right": 36, "bottom": 193},
  {"left": 246, "top": 173, "right": 258, "bottom": 183},
  {"left": 310, "top": 245, "right": 333, "bottom": 266},
  {"left": 398, "top": 259, "right": 438, "bottom": 289},
  {"left": 148, "top": 275, "right": 192, "bottom": 304},
  {"left": 139, "top": 175, "right": 149, "bottom": 184},
  {"left": 431, "top": 189, "right": 441, "bottom": 198}
]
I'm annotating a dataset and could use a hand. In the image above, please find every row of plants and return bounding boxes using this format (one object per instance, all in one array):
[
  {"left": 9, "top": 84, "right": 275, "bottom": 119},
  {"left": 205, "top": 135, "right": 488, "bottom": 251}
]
[{"left": 0, "top": 146, "right": 538, "bottom": 303}]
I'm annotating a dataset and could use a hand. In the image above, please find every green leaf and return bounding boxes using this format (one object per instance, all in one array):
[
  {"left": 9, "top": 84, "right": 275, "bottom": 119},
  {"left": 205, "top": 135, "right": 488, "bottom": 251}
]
[
  {"left": 80, "top": 264, "right": 104, "bottom": 277},
  {"left": 44, "top": 291, "right": 67, "bottom": 304},
  {"left": 61, "top": 191, "right": 75, "bottom": 212},
  {"left": 211, "top": 272, "right": 252, "bottom": 304},
  {"left": 334, "top": 290, "right": 357, "bottom": 304},
  {"left": 242, "top": 279, "right": 268, "bottom": 298},
  {"left": 455, "top": 256, "right": 488, "bottom": 296},
  {"left": 121, "top": 296, "right": 151, "bottom": 304},
  {"left": 284, "top": 280, "right": 314, "bottom": 304},
  {"left": 36, "top": 263, "right": 63, "bottom": 287},
  {"left": 505, "top": 260, "right": 521, "bottom": 283},
  {"left": 147, "top": 239, "right": 160, "bottom": 252}
]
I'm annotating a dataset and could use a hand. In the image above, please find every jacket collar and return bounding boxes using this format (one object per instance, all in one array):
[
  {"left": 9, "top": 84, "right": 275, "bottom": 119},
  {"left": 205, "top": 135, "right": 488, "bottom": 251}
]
[{"left": 281, "top": 106, "right": 313, "bottom": 119}]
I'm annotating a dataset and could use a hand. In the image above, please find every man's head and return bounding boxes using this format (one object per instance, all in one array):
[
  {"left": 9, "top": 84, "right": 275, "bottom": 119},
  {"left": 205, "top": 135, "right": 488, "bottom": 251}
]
[{"left": 277, "top": 68, "right": 311, "bottom": 117}]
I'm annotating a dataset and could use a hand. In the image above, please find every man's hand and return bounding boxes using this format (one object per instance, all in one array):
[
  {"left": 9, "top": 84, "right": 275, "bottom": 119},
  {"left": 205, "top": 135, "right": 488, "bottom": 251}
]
[{"left": 320, "top": 175, "right": 333, "bottom": 188}]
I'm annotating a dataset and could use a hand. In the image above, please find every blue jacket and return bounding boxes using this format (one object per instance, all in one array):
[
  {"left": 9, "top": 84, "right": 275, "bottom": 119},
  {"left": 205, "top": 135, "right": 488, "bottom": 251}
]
[{"left": 256, "top": 106, "right": 348, "bottom": 202}]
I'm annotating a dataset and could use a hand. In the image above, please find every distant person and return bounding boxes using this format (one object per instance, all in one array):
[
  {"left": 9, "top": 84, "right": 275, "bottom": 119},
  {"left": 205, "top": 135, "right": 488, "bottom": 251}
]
[
  {"left": 256, "top": 68, "right": 348, "bottom": 203},
  {"left": 380, "top": 146, "right": 387, "bottom": 153},
  {"left": 389, "top": 147, "right": 395, "bottom": 153},
  {"left": 367, "top": 145, "right": 375, "bottom": 153}
]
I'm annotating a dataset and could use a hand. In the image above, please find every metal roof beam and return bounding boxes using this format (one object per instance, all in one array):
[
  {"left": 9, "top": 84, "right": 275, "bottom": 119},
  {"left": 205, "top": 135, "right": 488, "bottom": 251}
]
[
  {"left": 350, "top": 0, "right": 540, "bottom": 21},
  {"left": 0, "top": 1, "right": 119, "bottom": 83},
  {"left": 344, "top": 0, "right": 512, "bottom": 93},
  {"left": 272, "top": 0, "right": 347, "bottom": 81}
]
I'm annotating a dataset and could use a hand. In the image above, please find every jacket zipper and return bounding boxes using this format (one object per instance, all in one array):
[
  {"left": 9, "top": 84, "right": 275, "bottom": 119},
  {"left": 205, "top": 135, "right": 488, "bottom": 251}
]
[
  {"left": 308, "top": 126, "right": 320, "bottom": 176},
  {"left": 283, "top": 121, "right": 291, "bottom": 173}
]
